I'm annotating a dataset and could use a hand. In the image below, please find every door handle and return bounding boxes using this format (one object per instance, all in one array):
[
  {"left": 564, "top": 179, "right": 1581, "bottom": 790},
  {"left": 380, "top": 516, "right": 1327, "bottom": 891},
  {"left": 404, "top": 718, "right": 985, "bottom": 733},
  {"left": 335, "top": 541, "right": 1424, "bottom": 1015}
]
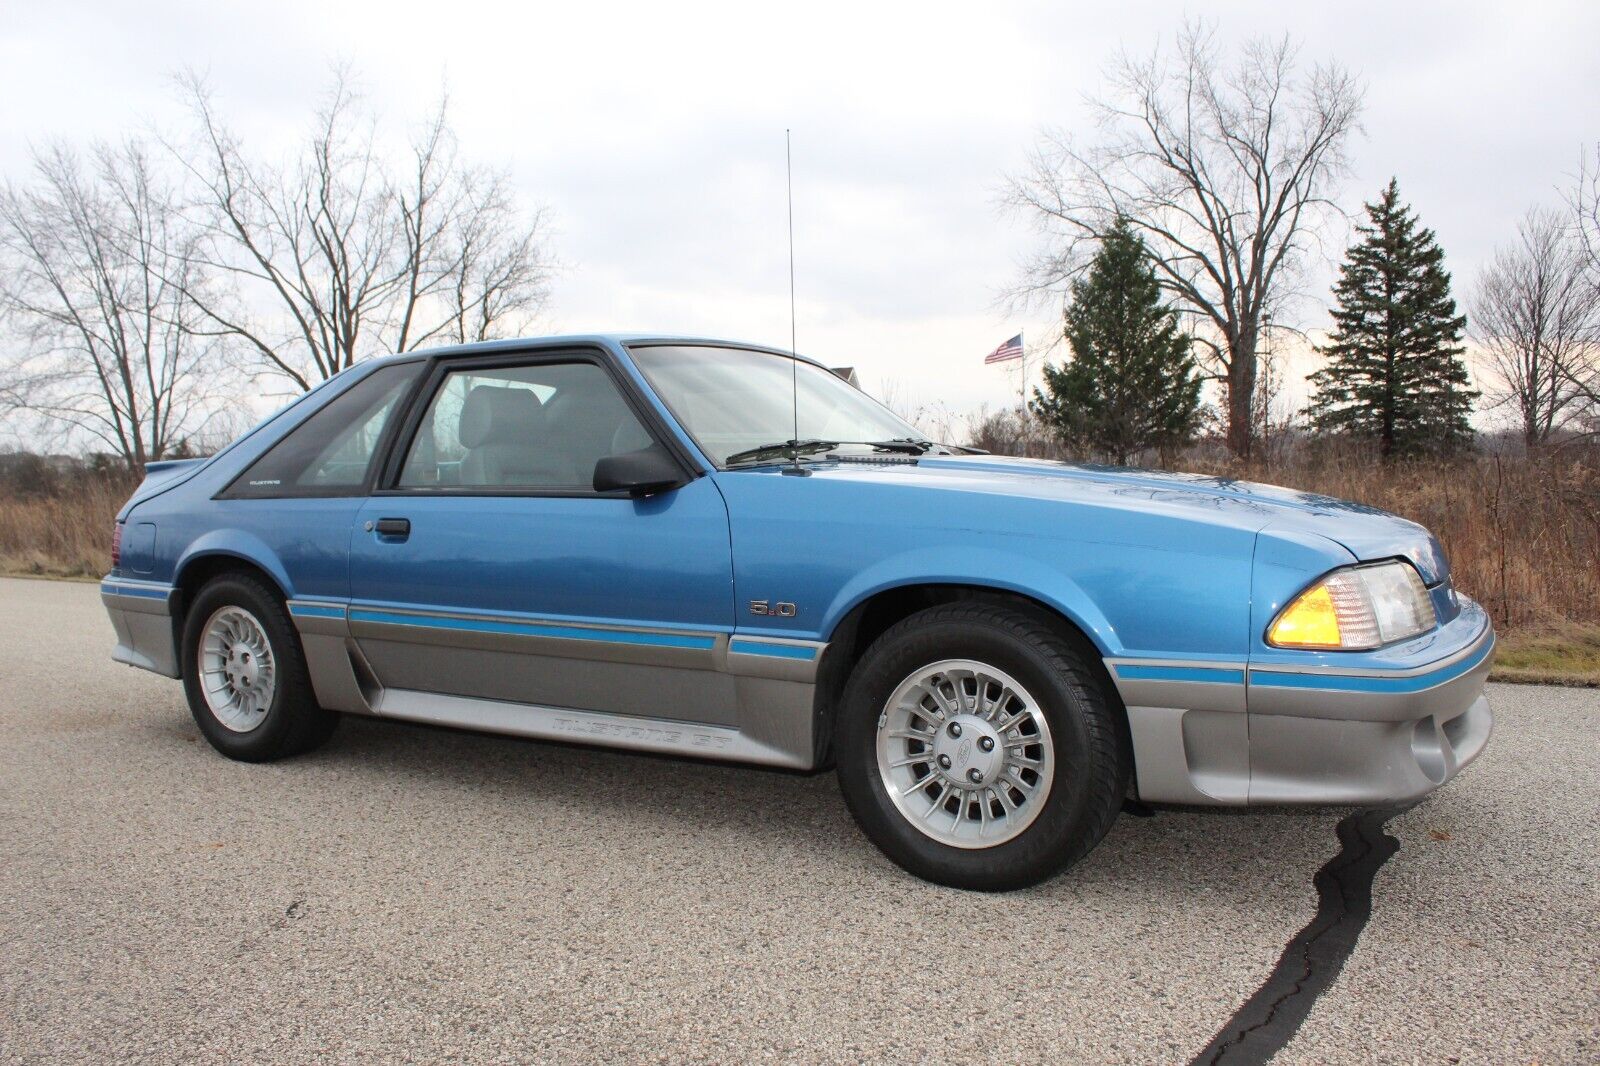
[{"left": 374, "top": 517, "right": 410, "bottom": 538}]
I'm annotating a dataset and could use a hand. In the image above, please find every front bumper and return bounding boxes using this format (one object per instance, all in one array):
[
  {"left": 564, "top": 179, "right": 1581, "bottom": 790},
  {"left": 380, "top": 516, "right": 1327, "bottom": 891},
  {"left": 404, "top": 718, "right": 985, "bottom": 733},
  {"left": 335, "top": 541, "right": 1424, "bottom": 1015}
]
[
  {"left": 1243, "top": 615, "right": 1493, "bottom": 803},
  {"left": 101, "top": 577, "right": 180, "bottom": 678},
  {"left": 1119, "top": 599, "right": 1494, "bottom": 805}
]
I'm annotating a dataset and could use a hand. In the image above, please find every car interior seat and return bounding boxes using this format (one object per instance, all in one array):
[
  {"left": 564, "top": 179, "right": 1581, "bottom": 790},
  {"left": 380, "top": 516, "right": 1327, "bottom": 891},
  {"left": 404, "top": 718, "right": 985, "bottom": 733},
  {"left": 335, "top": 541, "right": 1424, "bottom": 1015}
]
[
  {"left": 457, "top": 385, "right": 577, "bottom": 487},
  {"left": 541, "top": 386, "right": 652, "bottom": 485}
]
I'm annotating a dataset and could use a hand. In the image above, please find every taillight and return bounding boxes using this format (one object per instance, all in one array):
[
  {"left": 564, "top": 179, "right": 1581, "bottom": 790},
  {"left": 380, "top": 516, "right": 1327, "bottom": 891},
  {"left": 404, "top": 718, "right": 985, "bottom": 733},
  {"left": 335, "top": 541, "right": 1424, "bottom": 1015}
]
[{"left": 111, "top": 522, "right": 122, "bottom": 568}]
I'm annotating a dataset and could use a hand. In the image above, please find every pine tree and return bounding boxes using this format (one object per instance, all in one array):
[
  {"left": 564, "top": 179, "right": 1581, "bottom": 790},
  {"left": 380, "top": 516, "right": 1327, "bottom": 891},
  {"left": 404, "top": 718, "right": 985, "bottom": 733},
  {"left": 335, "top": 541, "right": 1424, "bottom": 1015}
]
[
  {"left": 1032, "top": 220, "right": 1201, "bottom": 464},
  {"left": 1307, "top": 179, "right": 1477, "bottom": 457}
]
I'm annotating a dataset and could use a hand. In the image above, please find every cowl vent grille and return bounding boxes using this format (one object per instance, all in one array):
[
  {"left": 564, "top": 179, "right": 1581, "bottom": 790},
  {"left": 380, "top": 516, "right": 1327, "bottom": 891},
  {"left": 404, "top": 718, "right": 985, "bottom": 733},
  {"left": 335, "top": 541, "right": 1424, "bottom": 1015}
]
[{"left": 828, "top": 454, "right": 919, "bottom": 465}]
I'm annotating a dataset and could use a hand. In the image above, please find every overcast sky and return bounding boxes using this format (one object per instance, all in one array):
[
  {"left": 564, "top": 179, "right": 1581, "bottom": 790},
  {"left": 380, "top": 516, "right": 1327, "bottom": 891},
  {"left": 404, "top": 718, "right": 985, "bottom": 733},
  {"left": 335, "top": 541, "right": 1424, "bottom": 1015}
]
[{"left": 4, "top": 0, "right": 1597, "bottom": 430}]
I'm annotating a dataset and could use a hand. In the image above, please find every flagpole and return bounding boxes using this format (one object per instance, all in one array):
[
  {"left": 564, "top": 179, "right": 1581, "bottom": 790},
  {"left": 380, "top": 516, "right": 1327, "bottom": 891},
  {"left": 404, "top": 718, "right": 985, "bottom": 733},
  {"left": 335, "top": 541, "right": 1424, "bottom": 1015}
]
[{"left": 1019, "top": 341, "right": 1027, "bottom": 412}]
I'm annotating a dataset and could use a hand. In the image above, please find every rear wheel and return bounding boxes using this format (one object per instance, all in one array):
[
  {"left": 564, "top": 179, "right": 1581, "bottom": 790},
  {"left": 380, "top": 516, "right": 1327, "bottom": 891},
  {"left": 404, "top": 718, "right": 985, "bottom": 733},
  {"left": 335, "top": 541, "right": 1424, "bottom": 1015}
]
[
  {"left": 180, "top": 573, "right": 338, "bottom": 761},
  {"left": 835, "top": 602, "right": 1129, "bottom": 891}
]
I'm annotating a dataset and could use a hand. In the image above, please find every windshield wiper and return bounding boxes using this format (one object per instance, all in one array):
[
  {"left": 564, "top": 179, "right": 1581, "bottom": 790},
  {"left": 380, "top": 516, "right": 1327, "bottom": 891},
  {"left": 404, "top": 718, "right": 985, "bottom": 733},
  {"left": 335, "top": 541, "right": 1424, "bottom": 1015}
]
[
  {"left": 863, "top": 438, "right": 936, "bottom": 454},
  {"left": 724, "top": 437, "right": 940, "bottom": 467},
  {"left": 723, "top": 439, "right": 838, "bottom": 466},
  {"left": 825, "top": 438, "right": 938, "bottom": 455}
]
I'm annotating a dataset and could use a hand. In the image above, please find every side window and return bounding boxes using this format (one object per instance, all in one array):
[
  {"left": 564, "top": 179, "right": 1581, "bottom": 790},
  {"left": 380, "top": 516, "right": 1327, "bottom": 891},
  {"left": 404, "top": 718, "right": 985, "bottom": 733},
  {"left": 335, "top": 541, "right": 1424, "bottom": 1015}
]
[
  {"left": 225, "top": 363, "right": 422, "bottom": 498},
  {"left": 397, "top": 361, "right": 655, "bottom": 492}
]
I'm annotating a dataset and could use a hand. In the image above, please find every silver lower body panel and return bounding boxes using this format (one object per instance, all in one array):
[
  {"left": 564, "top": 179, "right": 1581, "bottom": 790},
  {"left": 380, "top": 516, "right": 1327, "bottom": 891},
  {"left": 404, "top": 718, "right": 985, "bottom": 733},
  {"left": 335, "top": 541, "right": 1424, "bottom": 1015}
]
[
  {"left": 290, "top": 602, "right": 823, "bottom": 771},
  {"left": 102, "top": 580, "right": 179, "bottom": 678},
  {"left": 372, "top": 686, "right": 809, "bottom": 768}
]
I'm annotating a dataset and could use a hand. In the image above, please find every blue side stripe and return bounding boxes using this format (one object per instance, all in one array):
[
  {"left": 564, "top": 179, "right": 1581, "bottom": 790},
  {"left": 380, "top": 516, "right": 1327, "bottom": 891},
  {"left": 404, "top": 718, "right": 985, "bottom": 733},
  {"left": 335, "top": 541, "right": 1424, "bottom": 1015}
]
[
  {"left": 288, "top": 603, "right": 346, "bottom": 619},
  {"left": 1114, "top": 664, "right": 1245, "bottom": 685},
  {"left": 348, "top": 608, "right": 717, "bottom": 650},
  {"left": 1249, "top": 641, "right": 1493, "bottom": 694},
  {"left": 101, "top": 582, "right": 170, "bottom": 600},
  {"left": 729, "top": 639, "right": 819, "bottom": 661}
]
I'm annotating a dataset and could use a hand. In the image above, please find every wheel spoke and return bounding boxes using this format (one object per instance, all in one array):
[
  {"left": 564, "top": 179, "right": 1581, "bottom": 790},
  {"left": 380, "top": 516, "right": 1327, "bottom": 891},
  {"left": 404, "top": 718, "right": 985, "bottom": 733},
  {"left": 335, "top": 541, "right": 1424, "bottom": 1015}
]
[
  {"left": 994, "top": 709, "right": 1031, "bottom": 734},
  {"left": 920, "top": 688, "right": 954, "bottom": 719},
  {"left": 1004, "top": 769, "right": 1036, "bottom": 795}
]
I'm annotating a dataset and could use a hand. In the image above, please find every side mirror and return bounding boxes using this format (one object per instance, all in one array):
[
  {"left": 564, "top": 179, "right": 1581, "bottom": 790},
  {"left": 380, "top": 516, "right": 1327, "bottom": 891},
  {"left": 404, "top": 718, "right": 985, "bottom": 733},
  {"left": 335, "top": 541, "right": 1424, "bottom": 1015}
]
[{"left": 593, "top": 447, "right": 688, "bottom": 497}]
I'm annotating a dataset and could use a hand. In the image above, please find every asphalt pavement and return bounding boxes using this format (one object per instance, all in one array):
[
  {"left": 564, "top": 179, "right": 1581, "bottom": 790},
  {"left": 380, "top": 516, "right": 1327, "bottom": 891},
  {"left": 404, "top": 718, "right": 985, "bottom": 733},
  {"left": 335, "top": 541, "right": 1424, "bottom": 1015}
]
[{"left": 0, "top": 576, "right": 1595, "bottom": 1063}]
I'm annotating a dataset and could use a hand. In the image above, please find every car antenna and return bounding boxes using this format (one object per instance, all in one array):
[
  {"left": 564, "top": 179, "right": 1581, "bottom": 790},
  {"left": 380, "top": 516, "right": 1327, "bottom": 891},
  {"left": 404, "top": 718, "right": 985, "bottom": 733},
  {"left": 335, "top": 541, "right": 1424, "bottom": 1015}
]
[{"left": 782, "top": 128, "right": 807, "bottom": 476}]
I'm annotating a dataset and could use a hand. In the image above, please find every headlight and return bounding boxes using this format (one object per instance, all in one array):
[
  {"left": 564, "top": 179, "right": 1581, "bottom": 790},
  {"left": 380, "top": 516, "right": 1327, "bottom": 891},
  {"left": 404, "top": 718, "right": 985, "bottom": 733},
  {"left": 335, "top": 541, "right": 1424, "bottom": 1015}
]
[{"left": 1267, "top": 560, "right": 1437, "bottom": 650}]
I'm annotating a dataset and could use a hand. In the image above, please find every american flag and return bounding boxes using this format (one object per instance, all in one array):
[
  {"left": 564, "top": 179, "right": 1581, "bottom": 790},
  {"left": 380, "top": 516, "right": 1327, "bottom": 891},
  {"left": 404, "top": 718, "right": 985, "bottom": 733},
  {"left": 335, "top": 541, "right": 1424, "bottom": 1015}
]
[{"left": 983, "top": 333, "right": 1024, "bottom": 364}]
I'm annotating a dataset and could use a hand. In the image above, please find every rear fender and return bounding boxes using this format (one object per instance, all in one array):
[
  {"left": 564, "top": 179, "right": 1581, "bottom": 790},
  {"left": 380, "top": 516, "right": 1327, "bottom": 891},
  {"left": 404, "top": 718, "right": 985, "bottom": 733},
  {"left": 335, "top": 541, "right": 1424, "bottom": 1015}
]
[{"left": 173, "top": 530, "right": 296, "bottom": 600}]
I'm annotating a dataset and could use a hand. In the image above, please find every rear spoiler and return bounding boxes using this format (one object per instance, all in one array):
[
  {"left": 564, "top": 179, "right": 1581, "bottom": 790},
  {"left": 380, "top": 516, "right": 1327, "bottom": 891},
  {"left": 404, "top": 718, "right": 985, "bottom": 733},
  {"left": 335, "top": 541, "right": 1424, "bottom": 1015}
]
[
  {"left": 142, "top": 458, "right": 203, "bottom": 477},
  {"left": 116, "top": 457, "right": 208, "bottom": 520}
]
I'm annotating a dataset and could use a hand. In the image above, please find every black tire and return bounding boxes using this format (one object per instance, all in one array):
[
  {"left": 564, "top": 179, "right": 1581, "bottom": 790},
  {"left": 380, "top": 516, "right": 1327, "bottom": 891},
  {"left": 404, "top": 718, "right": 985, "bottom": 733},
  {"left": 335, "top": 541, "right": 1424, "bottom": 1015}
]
[
  {"left": 180, "top": 572, "right": 339, "bottom": 761},
  {"left": 835, "top": 602, "right": 1129, "bottom": 891}
]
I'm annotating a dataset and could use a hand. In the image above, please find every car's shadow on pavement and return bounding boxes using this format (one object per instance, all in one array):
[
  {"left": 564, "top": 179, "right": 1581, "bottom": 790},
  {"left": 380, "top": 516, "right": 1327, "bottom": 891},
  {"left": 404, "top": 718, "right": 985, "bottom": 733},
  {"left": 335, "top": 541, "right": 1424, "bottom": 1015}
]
[{"left": 144, "top": 707, "right": 1356, "bottom": 906}]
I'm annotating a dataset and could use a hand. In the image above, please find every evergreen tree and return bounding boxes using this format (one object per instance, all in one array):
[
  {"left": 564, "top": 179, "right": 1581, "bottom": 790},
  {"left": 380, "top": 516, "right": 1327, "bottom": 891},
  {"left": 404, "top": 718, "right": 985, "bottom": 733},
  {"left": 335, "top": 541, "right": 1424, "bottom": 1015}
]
[
  {"left": 1307, "top": 179, "right": 1477, "bottom": 457},
  {"left": 1033, "top": 220, "right": 1201, "bottom": 464}
]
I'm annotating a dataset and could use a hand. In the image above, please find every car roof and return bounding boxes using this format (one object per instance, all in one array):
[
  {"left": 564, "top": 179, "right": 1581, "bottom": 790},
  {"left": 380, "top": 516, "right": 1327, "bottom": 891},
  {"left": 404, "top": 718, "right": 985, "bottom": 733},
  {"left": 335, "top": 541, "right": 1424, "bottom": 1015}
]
[{"left": 372, "top": 334, "right": 829, "bottom": 369}]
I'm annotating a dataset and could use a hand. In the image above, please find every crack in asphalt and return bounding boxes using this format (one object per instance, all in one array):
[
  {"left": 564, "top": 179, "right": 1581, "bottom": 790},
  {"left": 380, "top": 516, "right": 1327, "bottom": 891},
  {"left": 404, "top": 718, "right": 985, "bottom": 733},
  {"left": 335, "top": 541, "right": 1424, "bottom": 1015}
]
[{"left": 1190, "top": 802, "right": 1419, "bottom": 1066}]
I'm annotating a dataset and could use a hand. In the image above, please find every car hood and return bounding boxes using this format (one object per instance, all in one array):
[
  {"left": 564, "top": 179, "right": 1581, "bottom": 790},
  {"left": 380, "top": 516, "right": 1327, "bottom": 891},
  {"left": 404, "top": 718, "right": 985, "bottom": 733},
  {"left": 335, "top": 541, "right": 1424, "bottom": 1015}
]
[{"left": 821, "top": 454, "right": 1451, "bottom": 586}]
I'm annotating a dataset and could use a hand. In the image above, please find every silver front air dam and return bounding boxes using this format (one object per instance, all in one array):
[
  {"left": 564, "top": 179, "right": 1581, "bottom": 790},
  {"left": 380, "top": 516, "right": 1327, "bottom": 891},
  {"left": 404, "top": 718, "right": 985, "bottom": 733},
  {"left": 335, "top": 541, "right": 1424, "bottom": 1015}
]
[
  {"left": 1117, "top": 602, "right": 1494, "bottom": 806},
  {"left": 1243, "top": 622, "right": 1494, "bottom": 804}
]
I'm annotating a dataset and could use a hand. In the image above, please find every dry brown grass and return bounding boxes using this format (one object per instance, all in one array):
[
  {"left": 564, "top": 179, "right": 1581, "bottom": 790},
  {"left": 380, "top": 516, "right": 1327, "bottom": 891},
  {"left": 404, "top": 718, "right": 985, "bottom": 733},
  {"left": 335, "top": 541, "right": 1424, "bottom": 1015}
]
[{"left": 0, "top": 475, "right": 136, "bottom": 578}]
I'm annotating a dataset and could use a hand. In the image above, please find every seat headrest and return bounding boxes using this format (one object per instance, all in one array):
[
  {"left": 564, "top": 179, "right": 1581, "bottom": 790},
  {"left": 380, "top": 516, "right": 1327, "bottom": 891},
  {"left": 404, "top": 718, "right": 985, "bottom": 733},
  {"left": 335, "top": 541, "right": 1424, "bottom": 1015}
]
[
  {"left": 612, "top": 418, "right": 653, "bottom": 455},
  {"left": 458, "top": 385, "right": 542, "bottom": 450}
]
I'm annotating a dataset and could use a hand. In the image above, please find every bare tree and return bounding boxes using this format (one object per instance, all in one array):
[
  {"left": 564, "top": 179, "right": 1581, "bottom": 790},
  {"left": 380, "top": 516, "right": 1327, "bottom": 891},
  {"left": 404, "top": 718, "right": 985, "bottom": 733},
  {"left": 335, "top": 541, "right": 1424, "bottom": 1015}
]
[
  {"left": 965, "top": 403, "right": 1059, "bottom": 459},
  {"left": 1006, "top": 24, "right": 1363, "bottom": 458},
  {"left": 0, "top": 141, "right": 225, "bottom": 470},
  {"left": 1250, "top": 323, "right": 1300, "bottom": 464},
  {"left": 173, "top": 70, "right": 553, "bottom": 390},
  {"left": 1471, "top": 208, "right": 1600, "bottom": 450},
  {"left": 1572, "top": 143, "right": 1600, "bottom": 278}
]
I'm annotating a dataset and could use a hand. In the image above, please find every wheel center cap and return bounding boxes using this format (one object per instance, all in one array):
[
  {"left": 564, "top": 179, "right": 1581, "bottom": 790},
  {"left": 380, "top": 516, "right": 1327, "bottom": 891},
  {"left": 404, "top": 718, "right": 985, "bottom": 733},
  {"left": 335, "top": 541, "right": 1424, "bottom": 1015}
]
[
  {"left": 933, "top": 714, "right": 1003, "bottom": 787},
  {"left": 228, "top": 647, "right": 259, "bottom": 688}
]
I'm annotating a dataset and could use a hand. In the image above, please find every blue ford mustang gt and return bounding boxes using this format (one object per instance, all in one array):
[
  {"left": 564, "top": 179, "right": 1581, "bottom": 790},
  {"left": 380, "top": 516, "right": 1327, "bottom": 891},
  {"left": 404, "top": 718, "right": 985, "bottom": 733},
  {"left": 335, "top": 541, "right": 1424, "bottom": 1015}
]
[{"left": 102, "top": 335, "right": 1493, "bottom": 889}]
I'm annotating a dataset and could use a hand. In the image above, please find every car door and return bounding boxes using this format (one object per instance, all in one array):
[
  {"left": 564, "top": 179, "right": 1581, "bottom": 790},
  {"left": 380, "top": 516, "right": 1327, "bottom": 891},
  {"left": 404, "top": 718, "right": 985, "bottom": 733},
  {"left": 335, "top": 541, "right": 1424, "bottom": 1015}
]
[{"left": 345, "top": 349, "right": 739, "bottom": 725}]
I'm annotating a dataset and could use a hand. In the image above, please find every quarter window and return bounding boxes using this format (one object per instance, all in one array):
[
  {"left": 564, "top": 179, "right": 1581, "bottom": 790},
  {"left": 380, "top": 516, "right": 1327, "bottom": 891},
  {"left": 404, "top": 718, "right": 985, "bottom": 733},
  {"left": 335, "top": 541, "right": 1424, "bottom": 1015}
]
[
  {"left": 225, "top": 362, "right": 422, "bottom": 498},
  {"left": 397, "top": 361, "right": 655, "bottom": 492}
]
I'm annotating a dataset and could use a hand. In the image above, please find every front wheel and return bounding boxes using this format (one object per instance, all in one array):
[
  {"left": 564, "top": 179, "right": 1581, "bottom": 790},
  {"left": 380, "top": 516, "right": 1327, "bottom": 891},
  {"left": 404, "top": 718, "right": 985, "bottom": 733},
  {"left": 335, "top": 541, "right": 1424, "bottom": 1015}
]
[
  {"left": 180, "top": 573, "right": 338, "bottom": 761},
  {"left": 835, "top": 603, "right": 1129, "bottom": 891}
]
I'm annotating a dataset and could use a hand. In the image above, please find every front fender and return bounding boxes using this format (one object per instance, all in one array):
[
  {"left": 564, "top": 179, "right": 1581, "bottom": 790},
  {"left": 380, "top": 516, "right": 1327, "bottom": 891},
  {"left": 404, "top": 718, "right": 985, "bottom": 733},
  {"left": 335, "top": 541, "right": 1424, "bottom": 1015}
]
[{"left": 820, "top": 545, "right": 1120, "bottom": 655}]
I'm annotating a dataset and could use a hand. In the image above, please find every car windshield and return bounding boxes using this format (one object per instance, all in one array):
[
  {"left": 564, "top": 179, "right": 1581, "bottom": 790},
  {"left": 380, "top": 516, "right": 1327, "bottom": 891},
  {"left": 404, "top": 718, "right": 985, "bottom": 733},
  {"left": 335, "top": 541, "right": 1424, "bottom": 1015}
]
[{"left": 628, "top": 345, "right": 924, "bottom": 466}]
